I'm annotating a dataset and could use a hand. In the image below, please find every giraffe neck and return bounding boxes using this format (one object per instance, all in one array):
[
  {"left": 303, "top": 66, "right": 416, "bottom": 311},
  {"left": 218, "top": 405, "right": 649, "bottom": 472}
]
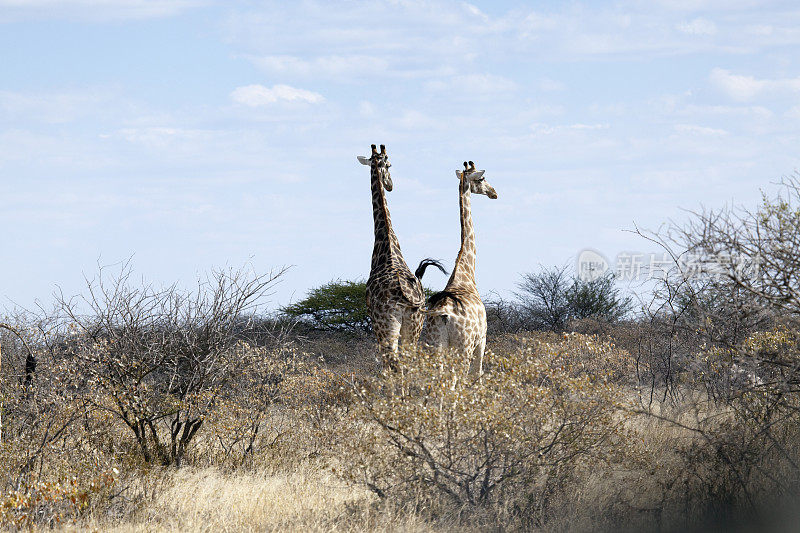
[
  {"left": 449, "top": 174, "right": 476, "bottom": 289},
  {"left": 370, "top": 164, "right": 402, "bottom": 270}
]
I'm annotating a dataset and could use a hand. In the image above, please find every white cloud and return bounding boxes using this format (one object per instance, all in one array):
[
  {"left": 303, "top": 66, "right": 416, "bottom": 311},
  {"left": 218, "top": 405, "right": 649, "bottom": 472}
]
[
  {"left": 650, "top": 0, "right": 761, "bottom": 10},
  {"left": 570, "top": 123, "right": 609, "bottom": 130},
  {"left": 680, "top": 103, "right": 773, "bottom": 120},
  {"left": 462, "top": 3, "right": 489, "bottom": 21},
  {"left": 426, "top": 73, "right": 517, "bottom": 96},
  {"left": 223, "top": 1, "right": 800, "bottom": 74},
  {"left": 530, "top": 122, "right": 608, "bottom": 135},
  {"left": 0, "top": 0, "right": 202, "bottom": 20},
  {"left": 524, "top": 104, "right": 565, "bottom": 118},
  {"left": 746, "top": 24, "right": 773, "bottom": 36},
  {"left": 459, "top": 73, "right": 517, "bottom": 93},
  {"left": 709, "top": 68, "right": 800, "bottom": 101},
  {"left": 0, "top": 90, "right": 124, "bottom": 123},
  {"left": 674, "top": 124, "right": 728, "bottom": 135},
  {"left": 786, "top": 106, "right": 800, "bottom": 119},
  {"left": 676, "top": 17, "right": 717, "bottom": 36},
  {"left": 0, "top": 129, "right": 104, "bottom": 168},
  {"left": 521, "top": 11, "right": 558, "bottom": 32},
  {"left": 709, "top": 69, "right": 765, "bottom": 101},
  {"left": 538, "top": 78, "right": 566, "bottom": 91},
  {"left": 230, "top": 84, "right": 325, "bottom": 106},
  {"left": 120, "top": 126, "right": 202, "bottom": 145},
  {"left": 223, "top": 2, "right": 492, "bottom": 79},
  {"left": 249, "top": 54, "right": 389, "bottom": 78}
]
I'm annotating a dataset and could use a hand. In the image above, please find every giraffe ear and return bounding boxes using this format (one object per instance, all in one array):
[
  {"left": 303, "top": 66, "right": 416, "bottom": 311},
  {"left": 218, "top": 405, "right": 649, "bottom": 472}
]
[
  {"left": 455, "top": 170, "right": 462, "bottom": 178},
  {"left": 470, "top": 170, "right": 485, "bottom": 179},
  {"left": 357, "top": 156, "right": 371, "bottom": 165}
]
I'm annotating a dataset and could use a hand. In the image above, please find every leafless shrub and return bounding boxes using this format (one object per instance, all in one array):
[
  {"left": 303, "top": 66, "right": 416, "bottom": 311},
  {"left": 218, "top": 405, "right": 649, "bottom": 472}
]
[
  {"left": 483, "top": 294, "right": 528, "bottom": 334},
  {"left": 630, "top": 222, "right": 774, "bottom": 403},
  {"left": 516, "top": 265, "right": 573, "bottom": 331},
  {"left": 675, "top": 173, "right": 800, "bottom": 315},
  {"left": 502, "top": 266, "right": 634, "bottom": 334},
  {"left": 188, "top": 343, "right": 296, "bottom": 469},
  {"left": 45, "top": 262, "right": 288, "bottom": 466},
  {"left": 624, "top": 173, "right": 800, "bottom": 523}
]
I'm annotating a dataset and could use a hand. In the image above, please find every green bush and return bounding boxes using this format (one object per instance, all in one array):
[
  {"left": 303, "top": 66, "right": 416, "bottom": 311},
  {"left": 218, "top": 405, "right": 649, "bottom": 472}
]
[
  {"left": 282, "top": 280, "right": 438, "bottom": 333},
  {"left": 282, "top": 280, "right": 371, "bottom": 333}
]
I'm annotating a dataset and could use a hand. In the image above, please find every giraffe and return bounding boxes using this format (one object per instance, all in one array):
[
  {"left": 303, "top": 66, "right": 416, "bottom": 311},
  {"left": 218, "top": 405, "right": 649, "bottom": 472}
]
[
  {"left": 421, "top": 161, "right": 498, "bottom": 375},
  {"left": 358, "top": 144, "right": 445, "bottom": 370}
]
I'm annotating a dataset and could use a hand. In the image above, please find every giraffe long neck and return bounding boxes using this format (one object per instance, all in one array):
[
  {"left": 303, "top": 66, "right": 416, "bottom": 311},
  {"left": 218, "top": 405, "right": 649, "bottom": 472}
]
[
  {"left": 448, "top": 174, "right": 476, "bottom": 289},
  {"left": 370, "top": 164, "right": 401, "bottom": 270}
]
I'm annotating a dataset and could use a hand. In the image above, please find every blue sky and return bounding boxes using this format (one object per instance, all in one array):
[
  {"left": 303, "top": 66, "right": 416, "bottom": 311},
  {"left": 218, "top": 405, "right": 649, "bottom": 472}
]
[{"left": 2, "top": 0, "right": 800, "bottom": 311}]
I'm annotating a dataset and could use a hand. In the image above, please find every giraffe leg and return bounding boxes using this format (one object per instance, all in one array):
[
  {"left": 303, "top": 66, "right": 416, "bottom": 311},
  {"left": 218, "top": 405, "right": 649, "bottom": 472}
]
[
  {"left": 370, "top": 305, "right": 401, "bottom": 372},
  {"left": 380, "top": 309, "right": 403, "bottom": 372},
  {"left": 471, "top": 336, "right": 486, "bottom": 377}
]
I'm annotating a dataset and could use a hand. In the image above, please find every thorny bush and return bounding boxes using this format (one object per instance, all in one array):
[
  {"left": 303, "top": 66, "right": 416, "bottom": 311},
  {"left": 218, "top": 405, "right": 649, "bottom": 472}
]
[
  {"left": 49, "top": 264, "right": 287, "bottom": 466},
  {"left": 333, "top": 333, "right": 629, "bottom": 524},
  {"left": 694, "top": 327, "right": 800, "bottom": 502}
]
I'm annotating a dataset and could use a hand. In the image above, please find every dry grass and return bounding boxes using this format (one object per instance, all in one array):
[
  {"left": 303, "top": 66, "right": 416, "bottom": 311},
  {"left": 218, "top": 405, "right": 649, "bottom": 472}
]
[
  {"left": 4, "top": 327, "right": 799, "bottom": 532},
  {"left": 11, "top": 395, "right": 793, "bottom": 533},
  {"left": 81, "top": 466, "right": 439, "bottom": 533}
]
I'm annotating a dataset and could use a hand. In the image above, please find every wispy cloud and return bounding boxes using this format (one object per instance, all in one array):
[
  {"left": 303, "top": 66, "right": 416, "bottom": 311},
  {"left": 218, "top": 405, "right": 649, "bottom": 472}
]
[
  {"left": 530, "top": 122, "right": 609, "bottom": 136},
  {"left": 230, "top": 84, "right": 325, "bottom": 106},
  {"left": 425, "top": 73, "right": 517, "bottom": 97},
  {"left": 0, "top": 0, "right": 204, "bottom": 21},
  {"left": 676, "top": 17, "right": 717, "bottom": 35},
  {"left": 462, "top": 3, "right": 489, "bottom": 22},
  {"left": 118, "top": 126, "right": 219, "bottom": 150},
  {"left": 537, "top": 78, "right": 566, "bottom": 92},
  {"left": 674, "top": 123, "right": 728, "bottom": 135},
  {"left": 650, "top": 0, "right": 762, "bottom": 11},
  {"left": 787, "top": 105, "right": 800, "bottom": 119},
  {"left": 709, "top": 68, "right": 800, "bottom": 101},
  {"left": 0, "top": 89, "right": 130, "bottom": 123},
  {"left": 248, "top": 54, "right": 389, "bottom": 78}
]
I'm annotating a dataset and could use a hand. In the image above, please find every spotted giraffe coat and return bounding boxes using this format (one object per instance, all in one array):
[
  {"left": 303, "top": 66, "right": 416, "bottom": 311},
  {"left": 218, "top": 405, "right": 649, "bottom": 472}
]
[
  {"left": 421, "top": 164, "right": 497, "bottom": 374},
  {"left": 363, "top": 146, "right": 426, "bottom": 369}
]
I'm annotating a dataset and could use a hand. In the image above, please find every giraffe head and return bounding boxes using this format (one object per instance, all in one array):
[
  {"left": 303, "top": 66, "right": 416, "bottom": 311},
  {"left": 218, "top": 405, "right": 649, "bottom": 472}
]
[
  {"left": 457, "top": 161, "right": 498, "bottom": 199},
  {"left": 357, "top": 144, "right": 393, "bottom": 191}
]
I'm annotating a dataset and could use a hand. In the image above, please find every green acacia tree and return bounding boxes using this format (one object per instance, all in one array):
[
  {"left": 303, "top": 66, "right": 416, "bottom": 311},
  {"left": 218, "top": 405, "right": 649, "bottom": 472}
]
[
  {"left": 283, "top": 279, "right": 438, "bottom": 333},
  {"left": 282, "top": 280, "right": 371, "bottom": 333}
]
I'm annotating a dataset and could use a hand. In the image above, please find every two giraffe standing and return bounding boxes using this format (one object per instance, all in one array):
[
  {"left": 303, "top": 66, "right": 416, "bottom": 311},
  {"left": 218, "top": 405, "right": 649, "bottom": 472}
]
[{"left": 358, "top": 144, "right": 498, "bottom": 373}]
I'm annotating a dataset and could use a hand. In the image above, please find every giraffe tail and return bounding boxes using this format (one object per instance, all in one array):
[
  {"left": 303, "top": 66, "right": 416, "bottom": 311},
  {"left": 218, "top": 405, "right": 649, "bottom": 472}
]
[{"left": 414, "top": 258, "right": 447, "bottom": 280}]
